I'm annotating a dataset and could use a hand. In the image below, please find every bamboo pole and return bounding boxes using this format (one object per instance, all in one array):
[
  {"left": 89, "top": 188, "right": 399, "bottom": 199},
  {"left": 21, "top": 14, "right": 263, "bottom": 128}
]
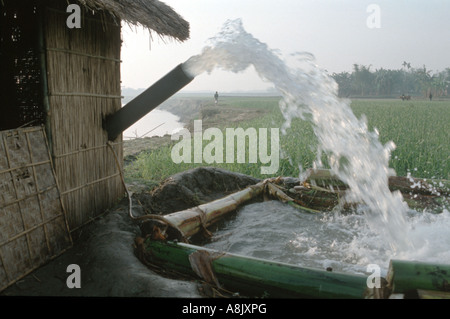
[
  {"left": 305, "top": 169, "right": 449, "bottom": 196},
  {"left": 140, "top": 240, "right": 370, "bottom": 299},
  {"left": 141, "top": 181, "right": 266, "bottom": 240},
  {"left": 386, "top": 259, "right": 450, "bottom": 295},
  {"left": 141, "top": 169, "right": 448, "bottom": 242},
  {"left": 139, "top": 178, "right": 323, "bottom": 241},
  {"left": 299, "top": 169, "right": 448, "bottom": 211},
  {"left": 37, "top": 5, "right": 53, "bottom": 157},
  {"left": 416, "top": 289, "right": 450, "bottom": 299},
  {"left": 303, "top": 168, "right": 348, "bottom": 189},
  {"left": 265, "top": 182, "right": 320, "bottom": 213},
  {"left": 137, "top": 172, "right": 450, "bottom": 298}
]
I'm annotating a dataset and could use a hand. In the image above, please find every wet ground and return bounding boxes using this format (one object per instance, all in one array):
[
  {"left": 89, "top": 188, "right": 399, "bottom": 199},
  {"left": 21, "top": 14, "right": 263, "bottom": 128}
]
[
  {"left": 1, "top": 155, "right": 260, "bottom": 299},
  {"left": 0, "top": 197, "right": 202, "bottom": 298}
]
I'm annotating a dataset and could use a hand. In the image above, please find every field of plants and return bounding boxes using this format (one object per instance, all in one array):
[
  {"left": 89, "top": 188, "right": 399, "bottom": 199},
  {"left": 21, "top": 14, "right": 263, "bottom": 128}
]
[{"left": 124, "top": 96, "right": 449, "bottom": 184}]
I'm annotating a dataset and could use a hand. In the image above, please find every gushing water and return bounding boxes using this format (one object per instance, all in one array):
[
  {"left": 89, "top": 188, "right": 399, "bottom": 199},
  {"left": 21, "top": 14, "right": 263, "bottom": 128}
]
[
  {"left": 205, "top": 201, "right": 450, "bottom": 276},
  {"left": 183, "top": 19, "right": 448, "bottom": 266}
]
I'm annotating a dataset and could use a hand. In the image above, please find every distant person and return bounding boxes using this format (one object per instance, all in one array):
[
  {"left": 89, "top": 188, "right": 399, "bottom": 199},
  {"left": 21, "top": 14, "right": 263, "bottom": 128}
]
[
  {"left": 214, "top": 91, "right": 219, "bottom": 105},
  {"left": 429, "top": 92, "right": 433, "bottom": 101}
]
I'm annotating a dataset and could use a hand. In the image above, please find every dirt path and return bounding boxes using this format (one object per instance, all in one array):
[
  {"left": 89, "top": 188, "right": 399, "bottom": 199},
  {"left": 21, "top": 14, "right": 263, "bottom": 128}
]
[{"left": 1, "top": 197, "right": 202, "bottom": 297}]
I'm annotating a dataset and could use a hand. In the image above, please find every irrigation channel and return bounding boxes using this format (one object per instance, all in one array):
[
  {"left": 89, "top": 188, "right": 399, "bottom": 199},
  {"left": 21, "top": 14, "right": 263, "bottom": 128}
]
[{"left": 136, "top": 19, "right": 450, "bottom": 298}]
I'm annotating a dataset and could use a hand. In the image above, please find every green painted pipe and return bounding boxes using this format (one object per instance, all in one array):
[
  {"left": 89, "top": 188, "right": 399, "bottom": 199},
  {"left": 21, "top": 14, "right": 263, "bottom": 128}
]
[{"left": 144, "top": 240, "right": 370, "bottom": 299}]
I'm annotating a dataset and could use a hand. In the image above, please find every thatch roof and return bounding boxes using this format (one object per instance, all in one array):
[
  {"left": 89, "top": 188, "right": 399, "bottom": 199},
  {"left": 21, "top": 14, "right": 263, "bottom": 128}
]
[{"left": 78, "top": 0, "right": 189, "bottom": 41}]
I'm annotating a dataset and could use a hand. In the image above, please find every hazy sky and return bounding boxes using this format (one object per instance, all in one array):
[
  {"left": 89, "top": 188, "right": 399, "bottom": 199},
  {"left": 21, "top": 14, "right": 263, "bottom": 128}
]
[{"left": 120, "top": 0, "right": 450, "bottom": 92}]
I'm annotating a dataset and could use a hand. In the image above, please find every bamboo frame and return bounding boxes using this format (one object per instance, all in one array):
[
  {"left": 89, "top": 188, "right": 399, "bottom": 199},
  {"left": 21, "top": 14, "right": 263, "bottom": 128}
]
[
  {"left": 59, "top": 173, "right": 121, "bottom": 196},
  {"left": 137, "top": 169, "right": 449, "bottom": 298},
  {"left": 50, "top": 93, "right": 122, "bottom": 99},
  {"left": 0, "top": 126, "right": 72, "bottom": 292},
  {"left": 1, "top": 184, "right": 58, "bottom": 209},
  {"left": 46, "top": 47, "right": 121, "bottom": 62},
  {"left": 0, "top": 159, "right": 51, "bottom": 175},
  {"left": 138, "top": 178, "right": 318, "bottom": 242},
  {"left": 38, "top": 4, "right": 53, "bottom": 156},
  {"left": 53, "top": 141, "right": 123, "bottom": 159}
]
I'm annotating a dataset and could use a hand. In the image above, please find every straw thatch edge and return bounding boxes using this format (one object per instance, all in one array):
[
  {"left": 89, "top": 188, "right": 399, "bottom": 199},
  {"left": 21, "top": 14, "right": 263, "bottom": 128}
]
[{"left": 78, "top": 0, "right": 190, "bottom": 41}]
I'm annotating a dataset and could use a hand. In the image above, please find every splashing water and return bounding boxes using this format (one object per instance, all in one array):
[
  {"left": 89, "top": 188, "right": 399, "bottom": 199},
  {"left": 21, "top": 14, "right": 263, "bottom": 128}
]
[
  {"left": 205, "top": 201, "right": 450, "bottom": 276},
  {"left": 182, "top": 19, "right": 428, "bottom": 255}
]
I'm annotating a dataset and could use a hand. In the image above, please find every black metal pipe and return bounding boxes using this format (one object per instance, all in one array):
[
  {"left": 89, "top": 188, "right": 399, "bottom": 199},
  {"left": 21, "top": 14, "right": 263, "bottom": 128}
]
[{"left": 104, "top": 63, "right": 194, "bottom": 141}]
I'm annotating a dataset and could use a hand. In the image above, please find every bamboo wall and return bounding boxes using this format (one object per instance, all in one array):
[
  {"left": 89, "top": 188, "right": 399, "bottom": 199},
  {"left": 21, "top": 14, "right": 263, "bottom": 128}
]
[
  {"left": 43, "top": 3, "right": 125, "bottom": 233},
  {"left": 0, "top": 126, "right": 72, "bottom": 291}
]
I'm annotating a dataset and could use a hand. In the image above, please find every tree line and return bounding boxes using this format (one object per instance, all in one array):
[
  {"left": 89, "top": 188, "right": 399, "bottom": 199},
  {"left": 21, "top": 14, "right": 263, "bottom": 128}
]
[{"left": 331, "top": 62, "right": 450, "bottom": 98}]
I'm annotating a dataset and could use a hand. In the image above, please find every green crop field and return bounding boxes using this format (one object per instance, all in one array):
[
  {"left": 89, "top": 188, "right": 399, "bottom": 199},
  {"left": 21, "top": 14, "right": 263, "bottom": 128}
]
[{"left": 125, "top": 97, "right": 449, "bottom": 184}]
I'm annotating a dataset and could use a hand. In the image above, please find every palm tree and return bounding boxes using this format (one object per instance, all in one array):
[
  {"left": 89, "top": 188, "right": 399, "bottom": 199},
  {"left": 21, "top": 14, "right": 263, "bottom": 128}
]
[
  {"left": 375, "top": 68, "right": 391, "bottom": 95},
  {"left": 431, "top": 74, "right": 447, "bottom": 98},
  {"left": 401, "top": 61, "right": 412, "bottom": 94},
  {"left": 414, "top": 65, "right": 433, "bottom": 97},
  {"left": 331, "top": 71, "right": 352, "bottom": 97},
  {"left": 352, "top": 64, "right": 374, "bottom": 96},
  {"left": 402, "top": 61, "right": 411, "bottom": 70}
]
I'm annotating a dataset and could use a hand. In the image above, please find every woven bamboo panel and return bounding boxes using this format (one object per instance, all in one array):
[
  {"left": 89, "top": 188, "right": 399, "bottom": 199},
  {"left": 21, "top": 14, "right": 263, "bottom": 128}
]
[
  {"left": 0, "top": 126, "right": 72, "bottom": 291},
  {"left": 44, "top": 4, "right": 124, "bottom": 232}
]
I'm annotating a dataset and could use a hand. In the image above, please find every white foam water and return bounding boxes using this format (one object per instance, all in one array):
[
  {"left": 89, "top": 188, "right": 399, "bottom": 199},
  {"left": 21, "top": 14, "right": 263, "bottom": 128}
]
[
  {"left": 205, "top": 201, "right": 450, "bottom": 275},
  {"left": 183, "top": 19, "right": 448, "bottom": 267}
]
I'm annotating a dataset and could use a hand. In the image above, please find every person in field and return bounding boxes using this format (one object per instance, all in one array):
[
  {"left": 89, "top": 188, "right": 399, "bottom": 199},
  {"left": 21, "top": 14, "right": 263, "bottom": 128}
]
[{"left": 214, "top": 91, "right": 219, "bottom": 105}]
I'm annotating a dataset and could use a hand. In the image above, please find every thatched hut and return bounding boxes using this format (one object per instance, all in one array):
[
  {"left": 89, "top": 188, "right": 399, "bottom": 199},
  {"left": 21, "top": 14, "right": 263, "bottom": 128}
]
[{"left": 0, "top": 0, "right": 189, "bottom": 291}]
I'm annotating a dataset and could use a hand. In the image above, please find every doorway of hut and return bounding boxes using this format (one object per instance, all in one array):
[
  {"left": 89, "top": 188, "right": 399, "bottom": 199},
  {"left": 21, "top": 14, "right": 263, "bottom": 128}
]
[{"left": 0, "top": 0, "right": 47, "bottom": 131}]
